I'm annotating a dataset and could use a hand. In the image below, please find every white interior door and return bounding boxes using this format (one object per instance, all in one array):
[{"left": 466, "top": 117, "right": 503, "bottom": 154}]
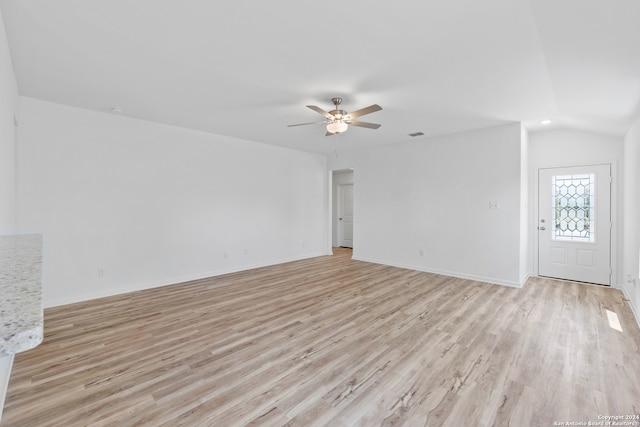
[
  {"left": 337, "top": 184, "right": 353, "bottom": 248},
  {"left": 538, "top": 164, "right": 611, "bottom": 285}
]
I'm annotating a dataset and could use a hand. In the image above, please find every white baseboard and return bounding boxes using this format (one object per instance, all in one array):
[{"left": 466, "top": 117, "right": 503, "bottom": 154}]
[
  {"left": 351, "top": 255, "right": 525, "bottom": 288},
  {"left": 619, "top": 282, "right": 640, "bottom": 330},
  {"left": 44, "top": 251, "right": 328, "bottom": 308}
]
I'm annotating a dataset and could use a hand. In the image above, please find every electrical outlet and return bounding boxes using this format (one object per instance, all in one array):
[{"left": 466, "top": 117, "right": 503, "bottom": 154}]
[
  {"left": 97, "top": 268, "right": 105, "bottom": 277},
  {"left": 419, "top": 249, "right": 424, "bottom": 257}
]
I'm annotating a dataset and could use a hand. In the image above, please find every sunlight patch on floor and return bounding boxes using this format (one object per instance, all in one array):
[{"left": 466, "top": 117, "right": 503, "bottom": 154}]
[{"left": 606, "top": 309, "right": 623, "bottom": 333}]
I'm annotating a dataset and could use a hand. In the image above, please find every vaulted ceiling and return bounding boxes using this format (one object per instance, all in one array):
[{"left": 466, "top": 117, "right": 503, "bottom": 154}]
[{"left": 1, "top": 0, "right": 639, "bottom": 154}]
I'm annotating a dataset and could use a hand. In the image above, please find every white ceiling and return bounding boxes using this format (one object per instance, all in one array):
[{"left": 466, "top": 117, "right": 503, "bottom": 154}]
[{"left": 1, "top": 0, "right": 639, "bottom": 155}]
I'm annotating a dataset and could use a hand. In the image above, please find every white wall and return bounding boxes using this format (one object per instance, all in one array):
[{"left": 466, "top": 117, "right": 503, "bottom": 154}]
[
  {"left": 16, "top": 97, "right": 329, "bottom": 307},
  {"left": 0, "top": 9, "right": 18, "bottom": 234},
  {"left": 528, "top": 128, "right": 624, "bottom": 285},
  {"left": 623, "top": 116, "right": 640, "bottom": 322},
  {"left": 328, "top": 123, "right": 526, "bottom": 287}
]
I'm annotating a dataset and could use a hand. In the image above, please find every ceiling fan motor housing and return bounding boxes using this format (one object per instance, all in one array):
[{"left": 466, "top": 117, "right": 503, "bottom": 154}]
[{"left": 330, "top": 109, "right": 348, "bottom": 120}]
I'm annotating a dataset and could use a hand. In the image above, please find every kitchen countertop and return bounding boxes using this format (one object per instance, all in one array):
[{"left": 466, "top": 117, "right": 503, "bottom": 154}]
[{"left": 0, "top": 235, "right": 43, "bottom": 357}]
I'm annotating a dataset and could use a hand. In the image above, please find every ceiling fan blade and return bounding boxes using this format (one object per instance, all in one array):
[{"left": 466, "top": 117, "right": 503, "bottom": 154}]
[
  {"left": 307, "top": 105, "right": 334, "bottom": 119},
  {"left": 287, "top": 121, "right": 326, "bottom": 127},
  {"left": 346, "top": 104, "right": 382, "bottom": 119},
  {"left": 347, "top": 120, "right": 381, "bottom": 129}
]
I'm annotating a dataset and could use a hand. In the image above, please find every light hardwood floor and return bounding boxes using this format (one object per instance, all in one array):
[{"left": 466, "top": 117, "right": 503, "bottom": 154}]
[{"left": 3, "top": 248, "right": 640, "bottom": 426}]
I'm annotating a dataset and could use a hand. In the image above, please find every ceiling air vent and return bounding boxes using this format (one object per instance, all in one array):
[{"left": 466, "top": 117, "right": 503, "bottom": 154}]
[{"left": 408, "top": 131, "right": 425, "bottom": 137}]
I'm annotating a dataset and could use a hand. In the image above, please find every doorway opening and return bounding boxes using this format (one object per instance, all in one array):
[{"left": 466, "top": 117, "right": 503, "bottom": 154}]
[{"left": 331, "top": 169, "right": 354, "bottom": 251}]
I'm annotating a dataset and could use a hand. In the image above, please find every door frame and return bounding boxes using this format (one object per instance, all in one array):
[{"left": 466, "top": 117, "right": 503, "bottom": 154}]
[{"left": 532, "top": 161, "right": 618, "bottom": 285}]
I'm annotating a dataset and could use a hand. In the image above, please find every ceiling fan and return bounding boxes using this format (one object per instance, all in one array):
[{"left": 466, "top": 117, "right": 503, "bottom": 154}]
[{"left": 288, "top": 97, "right": 382, "bottom": 136}]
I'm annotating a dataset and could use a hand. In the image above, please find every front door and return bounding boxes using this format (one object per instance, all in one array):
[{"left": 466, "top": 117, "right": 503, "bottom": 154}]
[
  {"left": 337, "top": 184, "right": 354, "bottom": 248},
  {"left": 538, "top": 164, "right": 611, "bottom": 285}
]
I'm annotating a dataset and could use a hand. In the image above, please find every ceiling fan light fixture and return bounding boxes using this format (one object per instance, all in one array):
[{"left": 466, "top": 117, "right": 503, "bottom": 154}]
[
  {"left": 327, "top": 121, "right": 348, "bottom": 134},
  {"left": 288, "top": 97, "right": 381, "bottom": 136}
]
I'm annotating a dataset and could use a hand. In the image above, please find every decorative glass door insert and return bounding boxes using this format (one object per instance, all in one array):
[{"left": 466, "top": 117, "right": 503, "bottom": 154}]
[{"left": 552, "top": 173, "right": 595, "bottom": 242}]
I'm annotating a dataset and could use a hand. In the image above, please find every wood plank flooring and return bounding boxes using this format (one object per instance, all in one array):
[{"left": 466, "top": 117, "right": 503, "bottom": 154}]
[{"left": 3, "top": 248, "right": 640, "bottom": 426}]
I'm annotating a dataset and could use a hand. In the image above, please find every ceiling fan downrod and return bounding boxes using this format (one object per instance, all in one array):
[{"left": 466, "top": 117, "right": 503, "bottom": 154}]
[{"left": 330, "top": 97, "right": 346, "bottom": 120}]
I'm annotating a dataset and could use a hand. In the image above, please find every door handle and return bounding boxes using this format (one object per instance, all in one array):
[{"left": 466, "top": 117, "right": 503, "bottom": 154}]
[
  {"left": 339, "top": 218, "right": 343, "bottom": 221},
  {"left": 539, "top": 226, "right": 546, "bottom": 231}
]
